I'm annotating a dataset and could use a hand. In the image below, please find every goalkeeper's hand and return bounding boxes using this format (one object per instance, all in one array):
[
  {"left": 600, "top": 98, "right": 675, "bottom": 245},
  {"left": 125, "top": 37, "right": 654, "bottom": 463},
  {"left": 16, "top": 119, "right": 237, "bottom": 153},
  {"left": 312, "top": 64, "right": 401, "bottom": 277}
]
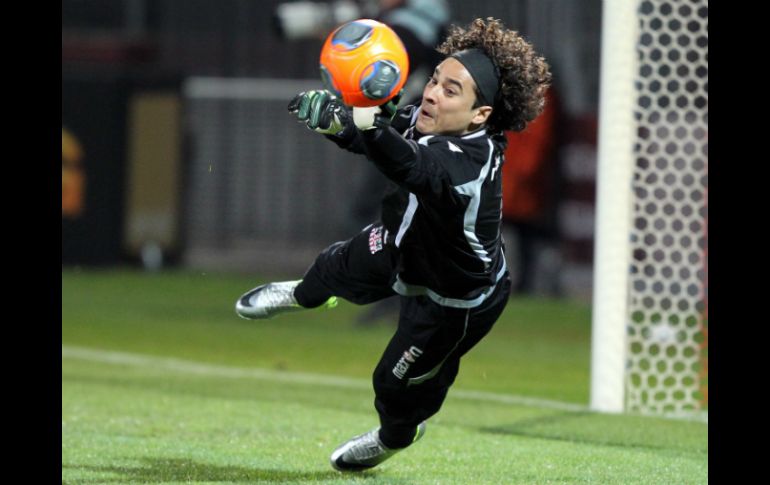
[
  {"left": 353, "top": 90, "right": 403, "bottom": 131},
  {"left": 288, "top": 90, "right": 353, "bottom": 136}
]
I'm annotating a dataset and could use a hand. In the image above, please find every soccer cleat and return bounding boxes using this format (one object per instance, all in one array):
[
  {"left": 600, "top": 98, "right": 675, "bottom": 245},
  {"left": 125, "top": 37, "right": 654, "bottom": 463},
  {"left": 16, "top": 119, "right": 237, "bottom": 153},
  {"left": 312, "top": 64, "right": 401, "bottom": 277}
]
[
  {"left": 330, "top": 422, "right": 426, "bottom": 472},
  {"left": 235, "top": 280, "right": 337, "bottom": 320},
  {"left": 235, "top": 281, "right": 303, "bottom": 319}
]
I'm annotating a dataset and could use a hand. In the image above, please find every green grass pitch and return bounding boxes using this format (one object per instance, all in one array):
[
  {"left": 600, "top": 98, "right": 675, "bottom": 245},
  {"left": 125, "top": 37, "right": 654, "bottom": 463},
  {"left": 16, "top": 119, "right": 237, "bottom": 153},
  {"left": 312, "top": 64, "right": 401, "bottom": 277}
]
[{"left": 62, "top": 268, "right": 707, "bottom": 484}]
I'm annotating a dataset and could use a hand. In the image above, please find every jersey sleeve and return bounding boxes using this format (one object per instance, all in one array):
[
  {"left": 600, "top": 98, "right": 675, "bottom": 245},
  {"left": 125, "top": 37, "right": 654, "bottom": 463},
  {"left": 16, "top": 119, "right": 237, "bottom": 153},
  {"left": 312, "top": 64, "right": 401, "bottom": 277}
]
[
  {"left": 360, "top": 125, "right": 471, "bottom": 202},
  {"left": 324, "top": 130, "right": 366, "bottom": 154}
]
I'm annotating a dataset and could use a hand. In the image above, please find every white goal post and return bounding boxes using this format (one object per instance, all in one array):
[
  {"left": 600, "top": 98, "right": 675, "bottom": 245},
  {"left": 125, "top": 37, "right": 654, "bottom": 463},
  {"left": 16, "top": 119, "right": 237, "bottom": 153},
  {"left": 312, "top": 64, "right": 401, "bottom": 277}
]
[{"left": 591, "top": 0, "right": 708, "bottom": 419}]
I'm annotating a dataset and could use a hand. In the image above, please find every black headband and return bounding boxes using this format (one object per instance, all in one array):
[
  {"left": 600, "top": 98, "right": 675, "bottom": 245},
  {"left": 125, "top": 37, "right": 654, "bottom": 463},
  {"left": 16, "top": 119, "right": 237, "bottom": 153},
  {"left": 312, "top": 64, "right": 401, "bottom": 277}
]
[{"left": 450, "top": 48, "right": 500, "bottom": 107}]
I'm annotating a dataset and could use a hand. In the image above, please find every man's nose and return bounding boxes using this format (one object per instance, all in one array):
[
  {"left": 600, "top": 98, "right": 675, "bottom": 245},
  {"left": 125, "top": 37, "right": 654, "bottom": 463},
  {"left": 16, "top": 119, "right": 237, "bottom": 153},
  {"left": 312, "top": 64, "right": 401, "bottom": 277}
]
[{"left": 423, "top": 84, "right": 438, "bottom": 104}]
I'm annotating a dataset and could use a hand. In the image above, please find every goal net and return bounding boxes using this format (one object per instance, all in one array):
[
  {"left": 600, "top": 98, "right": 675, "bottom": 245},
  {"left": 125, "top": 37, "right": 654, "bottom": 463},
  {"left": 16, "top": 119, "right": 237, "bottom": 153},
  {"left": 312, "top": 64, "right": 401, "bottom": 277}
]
[{"left": 590, "top": 0, "right": 707, "bottom": 419}]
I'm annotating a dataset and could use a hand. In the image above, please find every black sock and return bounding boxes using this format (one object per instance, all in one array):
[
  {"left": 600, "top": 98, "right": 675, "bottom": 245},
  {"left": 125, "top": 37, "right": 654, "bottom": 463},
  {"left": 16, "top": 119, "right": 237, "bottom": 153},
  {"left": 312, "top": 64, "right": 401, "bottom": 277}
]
[
  {"left": 293, "top": 268, "right": 334, "bottom": 308},
  {"left": 378, "top": 424, "right": 419, "bottom": 449}
]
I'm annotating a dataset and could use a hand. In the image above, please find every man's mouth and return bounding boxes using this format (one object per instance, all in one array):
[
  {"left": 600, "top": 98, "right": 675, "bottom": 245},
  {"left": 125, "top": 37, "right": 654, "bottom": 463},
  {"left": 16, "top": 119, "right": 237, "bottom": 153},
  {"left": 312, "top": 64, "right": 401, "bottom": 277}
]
[{"left": 419, "top": 107, "right": 434, "bottom": 119}]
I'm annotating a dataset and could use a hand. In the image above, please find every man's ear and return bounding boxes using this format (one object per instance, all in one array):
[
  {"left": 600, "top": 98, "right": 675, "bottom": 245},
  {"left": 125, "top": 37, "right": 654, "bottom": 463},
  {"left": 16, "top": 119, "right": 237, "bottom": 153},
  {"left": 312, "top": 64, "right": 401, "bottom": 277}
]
[{"left": 472, "top": 106, "right": 493, "bottom": 125}]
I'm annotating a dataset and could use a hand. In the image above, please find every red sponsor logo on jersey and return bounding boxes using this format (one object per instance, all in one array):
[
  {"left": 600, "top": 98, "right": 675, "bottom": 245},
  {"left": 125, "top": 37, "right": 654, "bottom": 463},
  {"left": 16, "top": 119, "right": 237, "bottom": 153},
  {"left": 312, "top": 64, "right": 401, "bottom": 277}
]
[{"left": 368, "top": 225, "right": 384, "bottom": 254}]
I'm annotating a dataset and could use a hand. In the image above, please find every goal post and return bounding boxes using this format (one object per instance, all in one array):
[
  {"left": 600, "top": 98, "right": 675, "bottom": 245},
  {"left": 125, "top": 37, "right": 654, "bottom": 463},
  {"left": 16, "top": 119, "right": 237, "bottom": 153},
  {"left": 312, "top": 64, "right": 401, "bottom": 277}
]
[
  {"left": 590, "top": 0, "right": 708, "bottom": 418},
  {"left": 590, "top": 0, "right": 640, "bottom": 414}
]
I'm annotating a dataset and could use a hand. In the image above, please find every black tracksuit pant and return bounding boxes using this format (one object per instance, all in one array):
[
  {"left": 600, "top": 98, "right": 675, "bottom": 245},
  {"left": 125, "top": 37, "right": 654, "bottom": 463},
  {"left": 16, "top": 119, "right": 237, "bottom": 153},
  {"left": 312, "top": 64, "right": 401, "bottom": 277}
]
[{"left": 294, "top": 223, "right": 511, "bottom": 449}]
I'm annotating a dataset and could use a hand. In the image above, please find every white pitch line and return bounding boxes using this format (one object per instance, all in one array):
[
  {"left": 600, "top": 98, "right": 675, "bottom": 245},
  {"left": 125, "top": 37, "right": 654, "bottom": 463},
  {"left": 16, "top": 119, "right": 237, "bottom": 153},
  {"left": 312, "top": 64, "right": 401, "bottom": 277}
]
[
  {"left": 62, "top": 344, "right": 372, "bottom": 391},
  {"left": 61, "top": 345, "right": 707, "bottom": 423},
  {"left": 61, "top": 345, "right": 584, "bottom": 412}
]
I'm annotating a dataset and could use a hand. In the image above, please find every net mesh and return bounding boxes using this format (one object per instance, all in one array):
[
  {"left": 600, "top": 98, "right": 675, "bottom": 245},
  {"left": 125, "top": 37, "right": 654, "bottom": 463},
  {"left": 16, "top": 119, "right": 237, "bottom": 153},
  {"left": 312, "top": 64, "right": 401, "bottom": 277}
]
[{"left": 626, "top": 0, "right": 707, "bottom": 416}]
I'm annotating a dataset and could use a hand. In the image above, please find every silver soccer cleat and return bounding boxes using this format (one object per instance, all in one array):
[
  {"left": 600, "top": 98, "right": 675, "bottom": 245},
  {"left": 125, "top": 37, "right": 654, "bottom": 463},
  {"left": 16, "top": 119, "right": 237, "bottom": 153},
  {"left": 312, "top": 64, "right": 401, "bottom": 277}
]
[
  {"left": 330, "top": 422, "right": 426, "bottom": 472},
  {"left": 235, "top": 280, "right": 304, "bottom": 319},
  {"left": 235, "top": 280, "right": 337, "bottom": 319}
]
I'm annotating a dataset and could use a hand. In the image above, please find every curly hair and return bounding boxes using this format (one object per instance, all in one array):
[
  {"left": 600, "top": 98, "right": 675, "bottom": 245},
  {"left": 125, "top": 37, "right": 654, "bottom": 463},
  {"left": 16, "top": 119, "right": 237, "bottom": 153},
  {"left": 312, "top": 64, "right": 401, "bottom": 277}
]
[{"left": 437, "top": 17, "right": 552, "bottom": 133}]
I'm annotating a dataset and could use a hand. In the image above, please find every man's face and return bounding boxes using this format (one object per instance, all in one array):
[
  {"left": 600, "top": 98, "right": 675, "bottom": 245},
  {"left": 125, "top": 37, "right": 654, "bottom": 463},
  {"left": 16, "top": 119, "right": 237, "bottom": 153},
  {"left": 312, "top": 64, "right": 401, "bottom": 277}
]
[{"left": 415, "top": 57, "right": 491, "bottom": 136}]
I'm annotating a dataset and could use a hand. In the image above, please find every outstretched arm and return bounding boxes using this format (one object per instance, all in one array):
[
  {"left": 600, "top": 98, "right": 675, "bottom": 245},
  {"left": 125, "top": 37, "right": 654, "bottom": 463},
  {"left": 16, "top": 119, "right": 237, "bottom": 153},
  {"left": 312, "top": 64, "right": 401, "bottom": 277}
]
[{"left": 353, "top": 103, "right": 457, "bottom": 201}]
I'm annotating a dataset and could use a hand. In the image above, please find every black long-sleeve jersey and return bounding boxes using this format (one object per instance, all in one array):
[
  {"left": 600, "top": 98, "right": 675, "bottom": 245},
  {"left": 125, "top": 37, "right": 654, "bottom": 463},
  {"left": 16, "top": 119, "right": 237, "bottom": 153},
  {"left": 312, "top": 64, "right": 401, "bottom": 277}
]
[{"left": 328, "top": 104, "right": 509, "bottom": 308}]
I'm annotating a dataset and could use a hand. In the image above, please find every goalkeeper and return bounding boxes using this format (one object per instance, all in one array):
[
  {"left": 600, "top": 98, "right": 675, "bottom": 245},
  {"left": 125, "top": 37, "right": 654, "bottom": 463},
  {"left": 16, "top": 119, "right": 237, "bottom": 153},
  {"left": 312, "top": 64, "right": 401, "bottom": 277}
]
[{"left": 236, "top": 17, "right": 551, "bottom": 472}]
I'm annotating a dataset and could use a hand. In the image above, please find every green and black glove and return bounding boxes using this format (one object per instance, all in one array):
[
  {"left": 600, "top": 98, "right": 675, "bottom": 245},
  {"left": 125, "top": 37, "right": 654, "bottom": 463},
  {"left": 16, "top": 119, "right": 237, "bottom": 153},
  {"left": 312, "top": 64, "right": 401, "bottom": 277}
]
[
  {"left": 353, "top": 90, "right": 404, "bottom": 131},
  {"left": 288, "top": 90, "right": 353, "bottom": 136}
]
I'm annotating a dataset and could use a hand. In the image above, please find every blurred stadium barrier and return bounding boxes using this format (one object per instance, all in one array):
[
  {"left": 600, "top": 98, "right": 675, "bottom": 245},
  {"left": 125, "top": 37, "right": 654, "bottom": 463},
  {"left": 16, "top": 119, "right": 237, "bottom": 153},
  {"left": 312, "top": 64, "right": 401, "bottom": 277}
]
[{"left": 182, "top": 77, "right": 377, "bottom": 275}]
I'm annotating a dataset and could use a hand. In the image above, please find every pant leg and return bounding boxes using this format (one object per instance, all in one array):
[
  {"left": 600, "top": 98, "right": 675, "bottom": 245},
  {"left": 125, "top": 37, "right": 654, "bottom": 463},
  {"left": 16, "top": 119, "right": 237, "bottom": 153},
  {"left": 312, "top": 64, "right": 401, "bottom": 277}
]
[
  {"left": 294, "top": 223, "right": 398, "bottom": 307},
  {"left": 373, "top": 275, "right": 511, "bottom": 448}
]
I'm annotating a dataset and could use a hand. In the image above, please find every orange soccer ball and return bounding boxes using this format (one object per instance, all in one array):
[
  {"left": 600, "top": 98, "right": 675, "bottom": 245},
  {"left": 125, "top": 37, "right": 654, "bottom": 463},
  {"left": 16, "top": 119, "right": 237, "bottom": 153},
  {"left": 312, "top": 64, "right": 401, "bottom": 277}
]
[{"left": 319, "top": 19, "right": 409, "bottom": 107}]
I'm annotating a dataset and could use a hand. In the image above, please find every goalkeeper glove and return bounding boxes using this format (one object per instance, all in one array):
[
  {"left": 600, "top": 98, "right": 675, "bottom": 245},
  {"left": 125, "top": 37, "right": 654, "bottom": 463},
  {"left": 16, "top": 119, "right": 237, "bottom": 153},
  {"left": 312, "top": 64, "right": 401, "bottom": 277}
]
[
  {"left": 287, "top": 90, "right": 353, "bottom": 136},
  {"left": 353, "top": 90, "right": 404, "bottom": 131}
]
